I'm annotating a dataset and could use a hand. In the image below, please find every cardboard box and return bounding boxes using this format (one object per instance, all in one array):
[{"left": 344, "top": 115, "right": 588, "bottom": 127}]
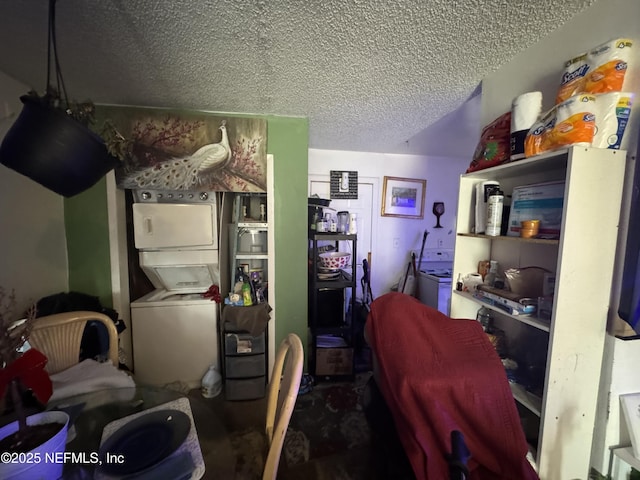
[
  {"left": 507, "top": 181, "right": 565, "bottom": 238},
  {"left": 315, "top": 347, "right": 353, "bottom": 376}
]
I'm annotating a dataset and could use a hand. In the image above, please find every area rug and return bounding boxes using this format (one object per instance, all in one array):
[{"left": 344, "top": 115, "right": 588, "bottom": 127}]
[
  {"left": 227, "top": 372, "right": 378, "bottom": 480},
  {"left": 284, "top": 372, "right": 372, "bottom": 464}
]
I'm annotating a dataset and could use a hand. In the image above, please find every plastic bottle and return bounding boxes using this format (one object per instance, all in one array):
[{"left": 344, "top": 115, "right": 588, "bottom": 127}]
[
  {"left": 242, "top": 281, "right": 253, "bottom": 306},
  {"left": 329, "top": 215, "right": 337, "bottom": 233},
  {"left": 476, "top": 307, "right": 493, "bottom": 332},
  {"left": 485, "top": 188, "right": 504, "bottom": 236},
  {"left": 456, "top": 273, "right": 463, "bottom": 291},
  {"left": 201, "top": 365, "right": 222, "bottom": 398},
  {"left": 234, "top": 267, "right": 245, "bottom": 294},
  {"left": 484, "top": 260, "right": 498, "bottom": 287},
  {"left": 348, "top": 213, "right": 358, "bottom": 234}
]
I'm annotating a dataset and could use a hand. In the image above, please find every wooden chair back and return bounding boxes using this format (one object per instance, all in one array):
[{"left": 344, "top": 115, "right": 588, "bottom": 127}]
[{"left": 263, "top": 333, "right": 304, "bottom": 480}]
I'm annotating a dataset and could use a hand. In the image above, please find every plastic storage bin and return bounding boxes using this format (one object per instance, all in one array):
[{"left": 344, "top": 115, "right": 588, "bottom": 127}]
[
  {"left": 225, "top": 354, "right": 266, "bottom": 378},
  {"left": 224, "top": 330, "right": 266, "bottom": 355},
  {"left": 225, "top": 377, "right": 266, "bottom": 401}
]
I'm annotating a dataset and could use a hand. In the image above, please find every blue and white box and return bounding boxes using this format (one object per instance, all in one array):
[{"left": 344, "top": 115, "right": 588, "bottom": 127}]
[{"left": 507, "top": 181, "right": 565, "bottom": 238}]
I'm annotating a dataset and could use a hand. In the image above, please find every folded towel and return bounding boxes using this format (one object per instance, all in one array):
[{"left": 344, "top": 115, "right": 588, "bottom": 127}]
[{"left": 49, "top": 359, "right": 136, "bottom": 403}]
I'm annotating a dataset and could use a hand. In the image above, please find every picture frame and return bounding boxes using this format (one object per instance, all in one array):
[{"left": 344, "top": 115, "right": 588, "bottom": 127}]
[
  {"left": 381, "top": 176, "right": 426, "bottom": 219},
  {"left": 620, "top": 392, "right": 640, "bottom": 458}
]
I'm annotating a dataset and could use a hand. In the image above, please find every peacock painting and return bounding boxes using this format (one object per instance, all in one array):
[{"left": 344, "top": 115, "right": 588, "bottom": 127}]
[{"left": 102, "top": 107, "right": 267, "bottom": 192}]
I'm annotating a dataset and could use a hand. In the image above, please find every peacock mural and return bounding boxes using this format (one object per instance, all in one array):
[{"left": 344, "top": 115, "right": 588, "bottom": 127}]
[{"left": 100, "top": 107, "right": 267, "bottom": 192}]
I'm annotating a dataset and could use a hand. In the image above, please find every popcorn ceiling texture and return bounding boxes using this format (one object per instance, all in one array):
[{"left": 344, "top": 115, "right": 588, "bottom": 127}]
[{"left": 0, "top": 0, "right": 596, "bottom": 154}]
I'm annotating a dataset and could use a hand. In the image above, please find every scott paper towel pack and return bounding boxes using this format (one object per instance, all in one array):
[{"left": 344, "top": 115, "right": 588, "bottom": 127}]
[
  {"left": 556, "top": 38, "right": 633, "bottom": 104},
  {"left": 524, "top": 92, "right": 633, "bottom": 156},
  {"left": 591, "top": 92, "right": 634, "bottom": 149}
]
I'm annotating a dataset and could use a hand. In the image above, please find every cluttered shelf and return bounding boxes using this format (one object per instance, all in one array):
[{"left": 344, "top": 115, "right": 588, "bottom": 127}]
[
  {"left": 457, "top": 233, "right": 559, "bottom": 246},
  {"left": 453, "top": 290, "right": 551, "bottom": 333},
  {"left": 312, "top": 270, "right": 353, "bottom": 286}
]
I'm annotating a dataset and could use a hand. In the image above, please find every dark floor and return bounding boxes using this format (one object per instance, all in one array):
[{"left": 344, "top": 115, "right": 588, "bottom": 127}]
[
  {"left": 189, "top": 363, "right": 415, "bottom": 480},
  {"left": 191, "top": 381, "right": 374, "bottom": 479}
]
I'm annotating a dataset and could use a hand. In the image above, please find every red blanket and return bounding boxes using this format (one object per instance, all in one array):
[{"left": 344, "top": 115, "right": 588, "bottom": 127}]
[{"left": 365, "top": 292, "right": 539, "bottom": 480}]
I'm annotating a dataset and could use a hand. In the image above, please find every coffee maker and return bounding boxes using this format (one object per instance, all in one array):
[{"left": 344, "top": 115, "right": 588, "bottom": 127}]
[{"left": 308, "top": 197, "right": 330, "bottom": 233}]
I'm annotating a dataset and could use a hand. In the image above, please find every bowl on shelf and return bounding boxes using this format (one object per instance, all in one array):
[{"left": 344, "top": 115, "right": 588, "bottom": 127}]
[{"left": 319, "top": 252, "right": 351, "bottom": 270}]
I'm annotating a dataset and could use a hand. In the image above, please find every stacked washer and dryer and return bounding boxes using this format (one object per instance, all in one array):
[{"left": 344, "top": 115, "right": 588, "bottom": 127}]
[{"left": 129, "top": 189, "right": 220, "bottom": 389}]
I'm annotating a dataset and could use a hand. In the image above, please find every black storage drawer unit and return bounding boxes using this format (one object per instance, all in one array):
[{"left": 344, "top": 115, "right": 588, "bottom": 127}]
[
  {"left": 225, "top": 377, "right": 266, "bottom": 401},
  {"left": 222, "top": 318, "right": 267, "bottom": 401},
  {"left": 225, "top": 354, "right": 266, "bottom": 378},
  {"left": 224, "top": 329, "right": 266, "bottom": 356}
]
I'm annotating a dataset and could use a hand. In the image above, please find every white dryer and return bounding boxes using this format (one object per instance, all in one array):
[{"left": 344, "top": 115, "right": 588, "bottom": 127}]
[{"left": 130, "top": 190, "right": 220, "bottom": 389}]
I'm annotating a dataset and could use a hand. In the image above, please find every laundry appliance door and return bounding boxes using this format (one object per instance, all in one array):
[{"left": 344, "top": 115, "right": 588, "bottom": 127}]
[{"left": 133, "top": 203, "right": 218, "bottom": 250}]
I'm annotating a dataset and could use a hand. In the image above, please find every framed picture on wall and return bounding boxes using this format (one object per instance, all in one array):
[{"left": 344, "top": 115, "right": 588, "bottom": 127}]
[
  {"left": 620, "top": 392, "right": 640, "bottom": 458},
  {"left": 381, "top": 176, "right": 426, "bottom": 219}
]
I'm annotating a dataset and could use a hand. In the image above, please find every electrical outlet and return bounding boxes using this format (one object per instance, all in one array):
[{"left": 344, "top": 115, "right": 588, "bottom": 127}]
[
  {"left": 393, "top": 237, "right": 400, "bottom": 249},
  {"left": 437, "top": 238, "right": 444, "bottom": 248}
]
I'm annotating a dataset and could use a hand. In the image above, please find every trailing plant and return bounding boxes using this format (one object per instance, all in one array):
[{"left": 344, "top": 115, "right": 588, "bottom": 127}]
[{"left": 0, "top": 287, "right": 53, "bottom": 451}]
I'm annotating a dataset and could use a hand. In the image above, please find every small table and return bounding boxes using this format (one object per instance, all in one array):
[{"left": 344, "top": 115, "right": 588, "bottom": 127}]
[{"left": 47, "top": 386, "right": 235, "bottom": 479}]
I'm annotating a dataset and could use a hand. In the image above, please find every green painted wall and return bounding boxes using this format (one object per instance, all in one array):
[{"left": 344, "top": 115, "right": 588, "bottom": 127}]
[
  {"left": 64, "top": 111, "right": 309, "bottom": 359},
  {"left": 265, "top": 115, "right": 309, "bottom": 352},
  {"left": 64, "top": 176, "right": 113, "bottom": 308}
]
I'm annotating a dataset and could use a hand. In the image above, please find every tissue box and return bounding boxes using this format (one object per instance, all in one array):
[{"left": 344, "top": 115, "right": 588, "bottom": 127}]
[{"left": 507, "top": 181, "right": 565, "bottom": 238}]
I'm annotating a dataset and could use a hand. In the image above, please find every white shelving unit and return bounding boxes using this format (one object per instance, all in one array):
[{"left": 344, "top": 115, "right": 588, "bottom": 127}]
[
  {"left": 608, "top": 446, "right": 640, "bottom": 479},
  {"left": 450, "top": 146, "right": 626, "bottom": 479},
  {"left": 228, "top": 193, "right": 269, "bottom": 292}
]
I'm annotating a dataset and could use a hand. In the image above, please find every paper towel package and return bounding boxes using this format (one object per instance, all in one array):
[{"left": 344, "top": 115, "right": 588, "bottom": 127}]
[
  {"left": 507, "top": 181, "right": 565, "bottom": 238},
  {"left": 510, "top": 91, "right": 543, "bottom": 160},
  {"left": 591, "top": 92, "right": 633, "bottom": 150}
]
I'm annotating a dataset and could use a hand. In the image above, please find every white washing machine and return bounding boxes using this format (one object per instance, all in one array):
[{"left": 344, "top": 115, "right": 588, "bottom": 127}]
[
  {"left": 129, "top": 189, "right": 221, "bottom": 389},
  {"left": 417, "top": 249, "right": 453, "bottom": 315},
  {"left": 131, "top": 290, "right": 218, "bottom": 388}
]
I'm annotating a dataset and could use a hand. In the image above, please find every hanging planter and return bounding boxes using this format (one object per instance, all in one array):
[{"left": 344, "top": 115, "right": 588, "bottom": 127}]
[{"left": 0, "top": 0, "right": 119, "bottom": 197}]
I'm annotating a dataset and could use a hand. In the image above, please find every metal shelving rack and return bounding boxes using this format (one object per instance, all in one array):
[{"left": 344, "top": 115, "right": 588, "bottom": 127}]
[{"left": 308, "top": 232, "right": 357, "bottom": 379}]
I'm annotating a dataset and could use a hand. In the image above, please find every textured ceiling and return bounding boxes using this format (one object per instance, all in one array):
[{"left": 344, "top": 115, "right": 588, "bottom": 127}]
[{"left": 0, "top": 0, "right": 596, "bottom": 155}]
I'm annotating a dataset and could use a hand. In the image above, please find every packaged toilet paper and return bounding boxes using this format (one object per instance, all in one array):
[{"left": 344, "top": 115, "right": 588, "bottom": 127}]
[{"left": 525, "top": 94, "right": 596, "bottom": 157}]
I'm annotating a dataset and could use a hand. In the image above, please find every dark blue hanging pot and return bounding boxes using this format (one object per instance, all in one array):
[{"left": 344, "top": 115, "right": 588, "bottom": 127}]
[
  {"left": 0, "top": 95, "right": 119, "bottom": 197},
  {"left": 0, "top": 0, "right": 119, "bottom": 197}
]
